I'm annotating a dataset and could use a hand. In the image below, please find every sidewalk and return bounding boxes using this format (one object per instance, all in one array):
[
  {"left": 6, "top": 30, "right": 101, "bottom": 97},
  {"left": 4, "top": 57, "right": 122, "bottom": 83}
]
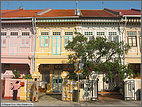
[{"left": 1, "top": 94, "right": 141, "bottom": 106}]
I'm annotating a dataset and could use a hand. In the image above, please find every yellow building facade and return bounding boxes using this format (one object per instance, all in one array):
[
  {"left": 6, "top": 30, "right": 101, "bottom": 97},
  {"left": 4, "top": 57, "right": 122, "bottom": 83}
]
[{"left": 34, "top": 22, "right": 77, "bottom": 93}]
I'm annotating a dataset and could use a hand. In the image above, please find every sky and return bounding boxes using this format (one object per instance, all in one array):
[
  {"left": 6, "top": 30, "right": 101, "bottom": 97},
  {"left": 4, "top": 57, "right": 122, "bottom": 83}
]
[{"left": 1, "top": 1, "right": 141, "bottom": 10}]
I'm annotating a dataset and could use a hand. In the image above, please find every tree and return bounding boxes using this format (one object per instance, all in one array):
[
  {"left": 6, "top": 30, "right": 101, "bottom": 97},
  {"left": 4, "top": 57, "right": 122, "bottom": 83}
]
[
  {"left": 13, "top": 70, "right": 20, "bottom": 79},
  {"left": 65, "top": 32, "right": 134, "bottom": 82}
]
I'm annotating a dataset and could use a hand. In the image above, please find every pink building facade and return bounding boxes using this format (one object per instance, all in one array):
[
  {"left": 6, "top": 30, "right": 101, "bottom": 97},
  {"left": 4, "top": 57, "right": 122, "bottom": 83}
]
[{"left": 1, "top": 19, "right": 34, "bottom": 76}]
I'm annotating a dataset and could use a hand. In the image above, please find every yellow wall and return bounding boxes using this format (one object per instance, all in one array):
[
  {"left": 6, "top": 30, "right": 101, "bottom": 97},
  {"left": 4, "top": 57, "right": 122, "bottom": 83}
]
[{"left": 33, "top": 24, "right": 77, "bottom": 92}]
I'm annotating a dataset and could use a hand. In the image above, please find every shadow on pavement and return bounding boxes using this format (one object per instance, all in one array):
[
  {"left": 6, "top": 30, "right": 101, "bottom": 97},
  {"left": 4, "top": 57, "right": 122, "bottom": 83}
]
[{"left": 47, "top": 94, "right": 62, "bottom": 100}]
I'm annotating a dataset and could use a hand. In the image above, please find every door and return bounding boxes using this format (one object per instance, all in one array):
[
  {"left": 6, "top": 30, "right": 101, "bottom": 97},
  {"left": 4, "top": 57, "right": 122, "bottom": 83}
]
[
  {"left": 52, "top": 70, "right": 63, "bottom": 93},
  {"left": 9, "top": 36, "right": 18, "bottom": 55},
  {"left": 124, "top": 80, "right": 135, "bottom": 100}
]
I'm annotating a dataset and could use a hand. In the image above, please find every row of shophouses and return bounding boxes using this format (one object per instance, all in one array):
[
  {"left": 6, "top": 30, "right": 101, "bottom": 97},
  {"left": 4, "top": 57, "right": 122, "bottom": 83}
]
[{"left": 1, "top": 8, "right": 141, "bottom": 93}]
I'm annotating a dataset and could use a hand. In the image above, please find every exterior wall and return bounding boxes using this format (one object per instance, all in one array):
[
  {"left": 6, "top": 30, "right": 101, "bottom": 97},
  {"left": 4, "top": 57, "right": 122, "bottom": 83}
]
[
  {"left": 124, "top": 24, "right": 141, "bottom": 64},
  {"left": 79, "top": 22, "right": 121, "bottom": 91},
  {"left": 4, "top": 79, "right": 21, "bottom": 99},
  {"left": 1, "top": 23, "right": 34, "bottom": 74},
  {"left": 33, "top": 23, "right": 77, "bottom": 92},
  {"left": 35, "top": 23, "right": 76, "bottom": 78},
  {"left": 1, "top": 64, "right": 30, "bottom": 76},
  {"left": 79, "top": 23, "right": 121, "bottom": 40}
]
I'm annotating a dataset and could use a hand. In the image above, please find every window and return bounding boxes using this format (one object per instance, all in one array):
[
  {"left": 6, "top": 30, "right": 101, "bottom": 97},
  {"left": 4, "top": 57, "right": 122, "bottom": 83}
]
[
  {"left": 108, "top": 32, "right": 119, "bottom": 42},
  {"left": 127, "top": 31, "right": 136, "bottom": 36},
  {"left": 41, "top": 32, "right": 49, "bottom": 35},
  {"left": 1, "top": 32, "right": 7, "bottom": 36},
  {"left": 127, "top": 36, "right": 137, "bottom": 47},
  {"left": 109, "top": 32, "right": 117, "bottom": 36},
  {"left": 20, "top": 37, "right": 30, "bottom": 47},
  {"left": 40, "top": 36, "right": 49, "bottom": 47},
  {"left": 127, "top": 31, "right": 137, "bottom": 47},
  {"left": 1, "top": 32, "right": 7, "bottom": 47},
  {"left": 22, "top": 32, "right": 30, "bottom": 36},
  {"left": 85, "top": 32, "right": 93, "bottom": 41},
  {"left": 85, "top": 32, "right": 93, "bottom": 35},
  {"left": 11, "top": 32, "right": 18, "bottom": 36},
  {"left": 1, "top": 37, "right": 6, "bottom": 47},
  {"left": 88, "top": 36, "right": 94, "bottom": 41},
  {"left": 97, "top": 32, "right": 105, "bottom": 36},
  {"left": 53, "top": 32, "right": 61, "bottom": 35},
  {"left": 65, "top": 32, "right": 73, "bottom": 35},
  {"left": 64, "top": 36, "right": 73, "bottom": 46},
  {"left": 52, "top": 36, "right": 61, "bottom": 55}
]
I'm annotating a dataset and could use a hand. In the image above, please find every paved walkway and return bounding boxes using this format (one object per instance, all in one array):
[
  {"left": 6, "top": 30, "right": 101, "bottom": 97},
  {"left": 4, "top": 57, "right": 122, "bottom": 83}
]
[{"left": 1, "top": 94, "right": 141, "bottom": 106}]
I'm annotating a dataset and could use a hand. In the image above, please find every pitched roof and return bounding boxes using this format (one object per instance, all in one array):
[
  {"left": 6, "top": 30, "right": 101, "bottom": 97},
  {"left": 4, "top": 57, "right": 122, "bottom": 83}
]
[
  {"left": 1, "top": 9, "right": 76, "bottom": 18},
  {"left": 1, "top": 8, "right": 140, "bottom": 18},
  {"left": 80, "top": 10, "right": 118, "bottom": 17},
  {"left": 36, "top": 9, "right": 76, "bottom": 17},
  {"left": 112, "top": 9, "right": 140, "bottom": 15},
  {"left": 104, "top": 8, "right": 140, "bottom": 16}
]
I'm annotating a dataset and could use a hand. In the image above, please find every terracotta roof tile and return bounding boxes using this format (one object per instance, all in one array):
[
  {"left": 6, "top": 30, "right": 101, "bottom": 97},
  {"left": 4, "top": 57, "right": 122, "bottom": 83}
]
[
  {"left": 112, "top": 9, "right": 140, "bottom": 15},
  {"left": 80, "top": 10, "right": 118, "bottom": 17},
  {"left": 1, "top": 9, "right": 42, "bottom": 18},
  {"left": 37, "top": 9, "right": 76, "bottom": 17},
  {"left": 1, "top": 9, "right": 76, "bottom": 18}
]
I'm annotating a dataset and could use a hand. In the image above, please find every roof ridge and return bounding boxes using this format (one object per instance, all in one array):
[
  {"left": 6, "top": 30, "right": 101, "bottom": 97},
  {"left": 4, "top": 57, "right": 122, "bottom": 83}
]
[
  {"left": 131, "top": 8, "right": 141, "bottom": 12},
  {"left": 104, "top": 8, "right": 121, "bottom": 16},
  {"left": 37, "top": 8, "right": 52, "bottom": 16},
  {"left": 80, "top": 9, "right": 103, "bottom": 10}
]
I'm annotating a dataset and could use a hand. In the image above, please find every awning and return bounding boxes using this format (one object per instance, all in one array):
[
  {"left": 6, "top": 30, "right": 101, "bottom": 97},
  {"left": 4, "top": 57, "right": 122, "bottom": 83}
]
[
  {"left": 36, "top": 19, "right": 122, "bottom": 23},
  {"left": 1, "top": 20, "right": 32, "bottom": 23},
  {"left": 36, "top": 19, "right": 80, "bottom": 22}
]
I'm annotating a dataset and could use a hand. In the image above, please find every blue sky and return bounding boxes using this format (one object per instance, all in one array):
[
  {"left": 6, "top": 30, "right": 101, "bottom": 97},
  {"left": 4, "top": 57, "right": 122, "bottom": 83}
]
[{"left": 1, "top": 1, "right": 141, "bottom": 10}]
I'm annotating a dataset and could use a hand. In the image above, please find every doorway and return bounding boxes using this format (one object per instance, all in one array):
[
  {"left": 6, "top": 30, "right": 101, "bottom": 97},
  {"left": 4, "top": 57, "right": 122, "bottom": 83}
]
[{"left": 52, "top": 70, "right": 63, "bottom": 93}]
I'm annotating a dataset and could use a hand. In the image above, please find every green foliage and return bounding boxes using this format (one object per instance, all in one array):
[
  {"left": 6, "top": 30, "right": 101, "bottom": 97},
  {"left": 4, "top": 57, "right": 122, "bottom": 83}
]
[
  {"left": 23, "top": 74, "right": 32, "bottom": 79},
  {"left": 65, "top": 32, "right": 132, "bottom": 81},
  {"left": 13, "top": 70, "right": 20, "bottom": 79}
]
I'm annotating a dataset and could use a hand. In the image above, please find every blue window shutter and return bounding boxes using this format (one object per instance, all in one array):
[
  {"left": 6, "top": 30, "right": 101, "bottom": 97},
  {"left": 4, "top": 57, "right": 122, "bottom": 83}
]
[
  {"left": 44, "top": 36, "right": 49, "bottom": 47},
  {"left": 40, "top": 36, "right": 49, "bottom": 47},
  {"left": 52, "top": 36, "right": 61, "bottom": 55},
  {"left": 64, "top": 36, "right": 73, "bottom": 47}
]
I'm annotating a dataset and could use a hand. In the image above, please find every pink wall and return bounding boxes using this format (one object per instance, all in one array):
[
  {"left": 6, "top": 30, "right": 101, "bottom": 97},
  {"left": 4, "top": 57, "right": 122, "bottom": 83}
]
[
  {"left": 1, "top": 23, "right": 34, "bottom": 74},
  {"left": 4, "top": 79, "right": 21, "bottom": 99}
]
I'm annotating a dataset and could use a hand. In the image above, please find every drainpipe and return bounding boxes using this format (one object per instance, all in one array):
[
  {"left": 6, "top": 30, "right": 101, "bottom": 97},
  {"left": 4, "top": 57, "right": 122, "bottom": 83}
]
[{"left": 32, "top": 17, "right": 36, "bottom": 74}]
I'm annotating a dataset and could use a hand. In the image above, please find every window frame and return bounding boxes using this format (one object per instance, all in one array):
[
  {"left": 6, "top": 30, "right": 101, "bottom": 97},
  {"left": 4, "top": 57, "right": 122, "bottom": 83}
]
[
  {"left": 96, "top": 32, "right": 105, "bottom": 38},
  {"left": 20, "top": 36, "right": 30, "bottom": 48},
  {"left": 1, "top": 32, "right": 7, "bottom": 36},
  {"left": 40, "top": 36, "right": 49, "bottom": 47},
  {"left": 108, "top": 32, "right": 119, "bottom": 42},
  {"left": 53, "top": 32, "right": 61, "bottom": 35},
  {"left": 1, "top": 36, "right": 7, "bottom": 48},
  {"left": 41, "top": 32, "right": 49, "bottom": 36},
  {"left": 52, "top": 36, "right": 61, "bottom": 55},
  {"left": 10, "top": 32, "right": 18, "bottom": 36},
  {"left": 64, "top": 36, "right": 73, "bottom": 47},
  {"left": 65, "top": 32, "right": 73, "bottom": 35},
  {"left": 84, "top": 32, "right": 93, "bottom": 41},
  {"left": 22, "top": 32, "right": 30, "bottom": 36},
  {"left": 127, "top": 36, "right": 137, "bottom": 47}
]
